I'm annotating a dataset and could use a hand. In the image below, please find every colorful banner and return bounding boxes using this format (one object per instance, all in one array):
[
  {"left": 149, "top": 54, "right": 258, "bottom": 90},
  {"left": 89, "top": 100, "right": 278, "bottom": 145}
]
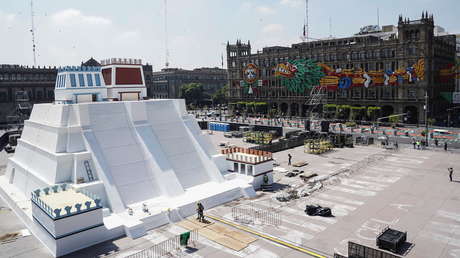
[
  {"left": 274, "top": 58, "right": 425, "bottom": 92},
  {"left": 439, "top": 59, "right": 460, "bottom": 82},
  {"left": 275, "top": 59, "right": 324, "bottom": 93}
]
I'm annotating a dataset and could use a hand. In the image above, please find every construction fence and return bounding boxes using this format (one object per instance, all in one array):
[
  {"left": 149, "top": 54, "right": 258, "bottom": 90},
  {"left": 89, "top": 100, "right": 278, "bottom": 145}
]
[
  {"left": 334, "top": 241, "right": 402, "bottom": 258},
  {"left": 124, "top": 229, "right": 199, "bottom": 258},
  {"left": 231, "top": 204, "right": 281, "bottom": 227}
]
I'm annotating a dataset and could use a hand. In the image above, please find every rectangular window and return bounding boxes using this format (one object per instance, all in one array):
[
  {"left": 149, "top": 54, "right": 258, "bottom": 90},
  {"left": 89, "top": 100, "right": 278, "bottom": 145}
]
[
  {"left": 247, "top": 165, "right": 253, "bottom": 176},
  {"left": 78, "top": 74, "right": 85, "bottom": 87},
  {"left": 338, "top": 89, "right": 348, "bottom": 98},
  {"left": 407, "top": 89, "right": 417, "bottom": 99},
  {"left": 382, "top": 88, "right": 392, "bottom": 99},
  {"left": 86, "top": 74, "right": 93, "bottom": 86},
  {"left": 352, "top": 89, "right": 361, "bottom": 99},
  {"left": 95, "top": 74, "right": 101, "bottom": 86},
  {"left": 70, "top": 74, "right": 77, "bottom": 87},
  {"left": 61, "top": 74, "right": 66, "bottom": 88},
  {"left": 367, "top": 89, "right": 376, "bottom": 99}
]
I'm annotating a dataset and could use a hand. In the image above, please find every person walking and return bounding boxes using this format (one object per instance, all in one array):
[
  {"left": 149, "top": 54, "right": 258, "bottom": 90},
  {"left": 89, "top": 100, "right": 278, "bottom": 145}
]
[
  {"left": 196, "top": 202, "right": 204, "bottom": 222},
  {"left": 448, "top": 167, "right": 454, "bottom": 182},
  {"left": 435, "top": 138, "right": 439, "bottom": 147},
  {"left": 444, "top": 142, "right": 448, "bottom": 151},
  {"left": 412, "top": 138, "right": 416, "bottom": 149},
  {"left": 288, "top": 153, "right": 292, "bottom": 166}
]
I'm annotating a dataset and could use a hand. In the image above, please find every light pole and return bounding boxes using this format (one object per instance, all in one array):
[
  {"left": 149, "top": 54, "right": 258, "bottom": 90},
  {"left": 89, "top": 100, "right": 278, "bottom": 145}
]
[{"left": 424, "top": 91, "right": 428, "bottom": 145}]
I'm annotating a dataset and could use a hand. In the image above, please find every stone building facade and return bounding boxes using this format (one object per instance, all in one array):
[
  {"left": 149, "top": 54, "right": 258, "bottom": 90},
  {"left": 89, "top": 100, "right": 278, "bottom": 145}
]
[
  {"left": 0, "top": 64, "right": 57, "bottom": 125},
  {"left": 227, "top": 14, "right": 457, "bottom": 123},
  {"left": 0, "top": 58, "right": 155, "bottom": 125},
  {"left": 151, "top": 67, "right": 227, "bottom": 99}
]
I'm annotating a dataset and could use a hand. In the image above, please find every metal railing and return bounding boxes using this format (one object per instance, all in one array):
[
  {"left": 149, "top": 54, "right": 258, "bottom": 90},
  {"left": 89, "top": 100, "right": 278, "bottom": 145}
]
[
  {"left": 124, "top": 230, "right": 199, "bottom": 258},
  {"left": 231, "top": 204, "right": 281, "bottom": 227}
]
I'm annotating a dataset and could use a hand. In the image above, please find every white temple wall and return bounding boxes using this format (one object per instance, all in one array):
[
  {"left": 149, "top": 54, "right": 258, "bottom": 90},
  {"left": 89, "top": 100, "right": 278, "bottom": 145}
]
[
  {"left": 72, "top": 152, "right": 98, "bottom": 183},
  {"left": 82, "top": 130, "right": 126, "bottom": 213},
  {"left": 171, "top": 98, "right": 187, "bottom": 115},
  {"left": 66, "top": 127, "right": 86, "bottom": 153},
  {"left": 11, "top": 141, "right": 73, "bottom": 184},
  {"left": 132, "top": 125, "right": 185, "bottom": 197},
  {"left": 6, "top": 161, "right": 47, "bottom": 195},
  {"left": 254, "top": 161, "right": 274, "bottom": 175},
  {"left": 20, "top": 121, "right": 67, "bottom": 153},
  {"left": 28, "top": 104, "right": 69, "bottom": 127},
  {"left": 183, "top": 116, "right": 218, "bottom": 157},
  {"left": 144, "top": 101, "right": 211, "bottom": 189},
  {"left": 73, "top": 181, "right": 109, "bottom": 209},
  {"left": 81, "top": 102, "right": 165, "bottom": 209},
  {"left": 55, "top": 88, "right": 108, "bottom": 103}
]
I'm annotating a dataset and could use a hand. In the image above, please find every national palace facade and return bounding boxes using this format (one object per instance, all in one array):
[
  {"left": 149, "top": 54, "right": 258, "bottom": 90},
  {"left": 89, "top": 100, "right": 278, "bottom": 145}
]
[{"left": 227, "top": 14, "right": 457, "bottom": 124}]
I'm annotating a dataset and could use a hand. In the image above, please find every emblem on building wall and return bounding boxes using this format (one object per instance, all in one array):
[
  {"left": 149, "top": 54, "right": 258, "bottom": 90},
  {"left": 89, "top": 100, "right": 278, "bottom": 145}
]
[{"left": 243, "top": 64, "right": 259, "bottom": 84}]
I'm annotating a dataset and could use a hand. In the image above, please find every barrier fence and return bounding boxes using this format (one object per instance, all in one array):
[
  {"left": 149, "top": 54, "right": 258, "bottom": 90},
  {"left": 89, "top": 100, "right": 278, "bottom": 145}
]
[
  {"left": 334, "top": 241, "right": 402, "bottom": 258},
  {"left": 124, "top": 229, "right": 199, "bottom": 258},
  {"left": 231, "top": 204, "right": 281, "bottom": 227}
]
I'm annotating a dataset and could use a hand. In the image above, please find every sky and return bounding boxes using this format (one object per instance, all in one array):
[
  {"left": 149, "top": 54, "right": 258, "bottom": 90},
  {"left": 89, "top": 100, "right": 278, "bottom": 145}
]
[{"left": 0, "top": 0, "right": 459, "bottom": 71}]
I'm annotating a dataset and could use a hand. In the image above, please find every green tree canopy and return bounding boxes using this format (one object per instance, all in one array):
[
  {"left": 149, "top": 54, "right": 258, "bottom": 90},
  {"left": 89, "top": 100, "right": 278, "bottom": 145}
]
[
  {"left": 180, "top": 83, "right": 204, "bottom": 105},
  {"left": 211, "top": 84, "right": 228, "bottom": 105}
]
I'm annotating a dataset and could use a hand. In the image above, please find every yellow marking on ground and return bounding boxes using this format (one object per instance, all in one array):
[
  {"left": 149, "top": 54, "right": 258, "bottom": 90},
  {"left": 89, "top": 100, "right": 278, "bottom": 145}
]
[{"left": 206, "top": 214, "right": 327, "bottom": 258}]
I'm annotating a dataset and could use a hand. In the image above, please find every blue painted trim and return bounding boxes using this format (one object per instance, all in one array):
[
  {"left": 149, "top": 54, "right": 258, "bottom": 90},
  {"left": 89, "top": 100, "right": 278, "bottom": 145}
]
[
  {"left": 31, "top": 199, "right": 102, "bottom": 221},
  {"left": 33, "top": 216, "right": 104, "bottom": 240}
]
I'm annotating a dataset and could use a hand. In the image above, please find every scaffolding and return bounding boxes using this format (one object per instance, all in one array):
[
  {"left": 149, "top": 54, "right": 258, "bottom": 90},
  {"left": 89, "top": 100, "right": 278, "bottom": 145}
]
[
  {"left": 7, "top": 91, "right": 32, "bottom": 129},
  {"left": 304, "top": 85, "right": 327, "bottom": 118},
  {"left": 304, "top": 139, "right": 333, "bottom": 154}
]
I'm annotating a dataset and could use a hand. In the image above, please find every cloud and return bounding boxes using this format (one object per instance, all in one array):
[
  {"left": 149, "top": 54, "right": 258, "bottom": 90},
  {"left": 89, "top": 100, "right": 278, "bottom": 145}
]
[
  {"left": 51, "top": 9, "right": 111, "bottom": 26},
  {"left": 256, "top": 6, "right": 275, "bottom": 15},
  {"left": 280, "top": 0, "right": 303, "bottom": 7},
  {"left": 262, "top": 24, "right": 284, "bottom": 34}
]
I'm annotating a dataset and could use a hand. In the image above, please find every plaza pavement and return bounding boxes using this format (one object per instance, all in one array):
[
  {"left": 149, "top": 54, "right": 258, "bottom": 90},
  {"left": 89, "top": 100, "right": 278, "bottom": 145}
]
[
  {"left": 0, "top": 131, "right": 459, "bottom": 257},
  {"left": 208, "top": 131, "right": 460, "bottom": 258}
]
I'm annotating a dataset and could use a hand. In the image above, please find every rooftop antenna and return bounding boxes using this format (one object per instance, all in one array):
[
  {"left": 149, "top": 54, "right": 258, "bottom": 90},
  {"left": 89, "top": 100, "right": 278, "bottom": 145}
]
[
  {"left": 329, "top": 17, "right": 332, "bottom": 38},
  {"left": 221, "top": 53, "right": 224, "bottom": 69},
  {"left": 377, "top": 7, "right": 380, "bottom": 27},
  {"left": 301, "top": 0, "right": 309, "bottom": 42},
  {"left": 30, "top": 0, "right": 37, "bottom": 66},
  {"left": 164, "top": 0, "right": 169, "bottom": 68}
]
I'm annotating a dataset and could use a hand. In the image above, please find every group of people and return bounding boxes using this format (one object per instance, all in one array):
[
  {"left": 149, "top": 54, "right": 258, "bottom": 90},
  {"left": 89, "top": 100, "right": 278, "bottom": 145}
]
[
  {"left": 412, "top": 138, "right": 449, "bottom": 151},
  {"left": 412, "top": 138, "right": 427, "bottom": 150}
]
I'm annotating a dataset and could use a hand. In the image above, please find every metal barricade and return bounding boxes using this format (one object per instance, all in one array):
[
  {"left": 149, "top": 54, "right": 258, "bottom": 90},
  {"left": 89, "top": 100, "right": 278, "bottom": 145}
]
[
  {"left": 231, "top": 204, "right": 281, "bottom": 227},
  {"left": 124, "top": 229, "right": 199, "bottom": 258}
]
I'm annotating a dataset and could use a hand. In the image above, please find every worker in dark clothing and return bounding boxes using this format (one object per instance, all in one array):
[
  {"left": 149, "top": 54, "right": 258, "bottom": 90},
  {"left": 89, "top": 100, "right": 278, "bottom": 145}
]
[
  {"left": 412, "top": 138, "right": 416, "bottom": 149},
  {"left": 288, "top": 153, "right": 292, "bottom": 166},
  {"left": 435, "top": 139, "right": 439, "bottom": 147},
  {"left": 444, "top": 142, "right": 448, "bottom": 151},
  {"left": 449, "top": 167, "right": 454, "bottom": 182},
  {"left": 196, "top": 202, "right": 204, "bottom": 222}
]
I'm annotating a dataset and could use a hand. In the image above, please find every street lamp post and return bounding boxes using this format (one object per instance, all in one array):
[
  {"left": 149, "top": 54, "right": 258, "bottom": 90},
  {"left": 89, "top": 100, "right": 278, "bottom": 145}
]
[{"left": 424, "top": 91, "right": 429, "bottom": 145}]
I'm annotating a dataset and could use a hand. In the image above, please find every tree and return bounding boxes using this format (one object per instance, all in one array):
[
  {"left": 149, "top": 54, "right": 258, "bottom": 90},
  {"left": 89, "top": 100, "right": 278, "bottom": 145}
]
[
  {"left": 180, "top": 83, "right": 204, "bottom": 105},
  {"left": 211, "top": 85, "right": 228, "bottom": 105}
]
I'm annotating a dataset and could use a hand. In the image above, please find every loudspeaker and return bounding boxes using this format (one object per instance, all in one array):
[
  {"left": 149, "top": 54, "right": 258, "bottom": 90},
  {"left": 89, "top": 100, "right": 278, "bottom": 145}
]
[
  {"left": 320, "top": 121, "right": 330, "bottom": 132},
  {"left": 304, "top": 120, "right": 311, "bottom": 131}
]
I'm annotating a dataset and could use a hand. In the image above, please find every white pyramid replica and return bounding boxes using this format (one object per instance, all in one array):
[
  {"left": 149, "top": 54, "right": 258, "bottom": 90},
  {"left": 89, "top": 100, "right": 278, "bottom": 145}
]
[{"left": 0, "top": 59, "right": 255, "bottom": 257}]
